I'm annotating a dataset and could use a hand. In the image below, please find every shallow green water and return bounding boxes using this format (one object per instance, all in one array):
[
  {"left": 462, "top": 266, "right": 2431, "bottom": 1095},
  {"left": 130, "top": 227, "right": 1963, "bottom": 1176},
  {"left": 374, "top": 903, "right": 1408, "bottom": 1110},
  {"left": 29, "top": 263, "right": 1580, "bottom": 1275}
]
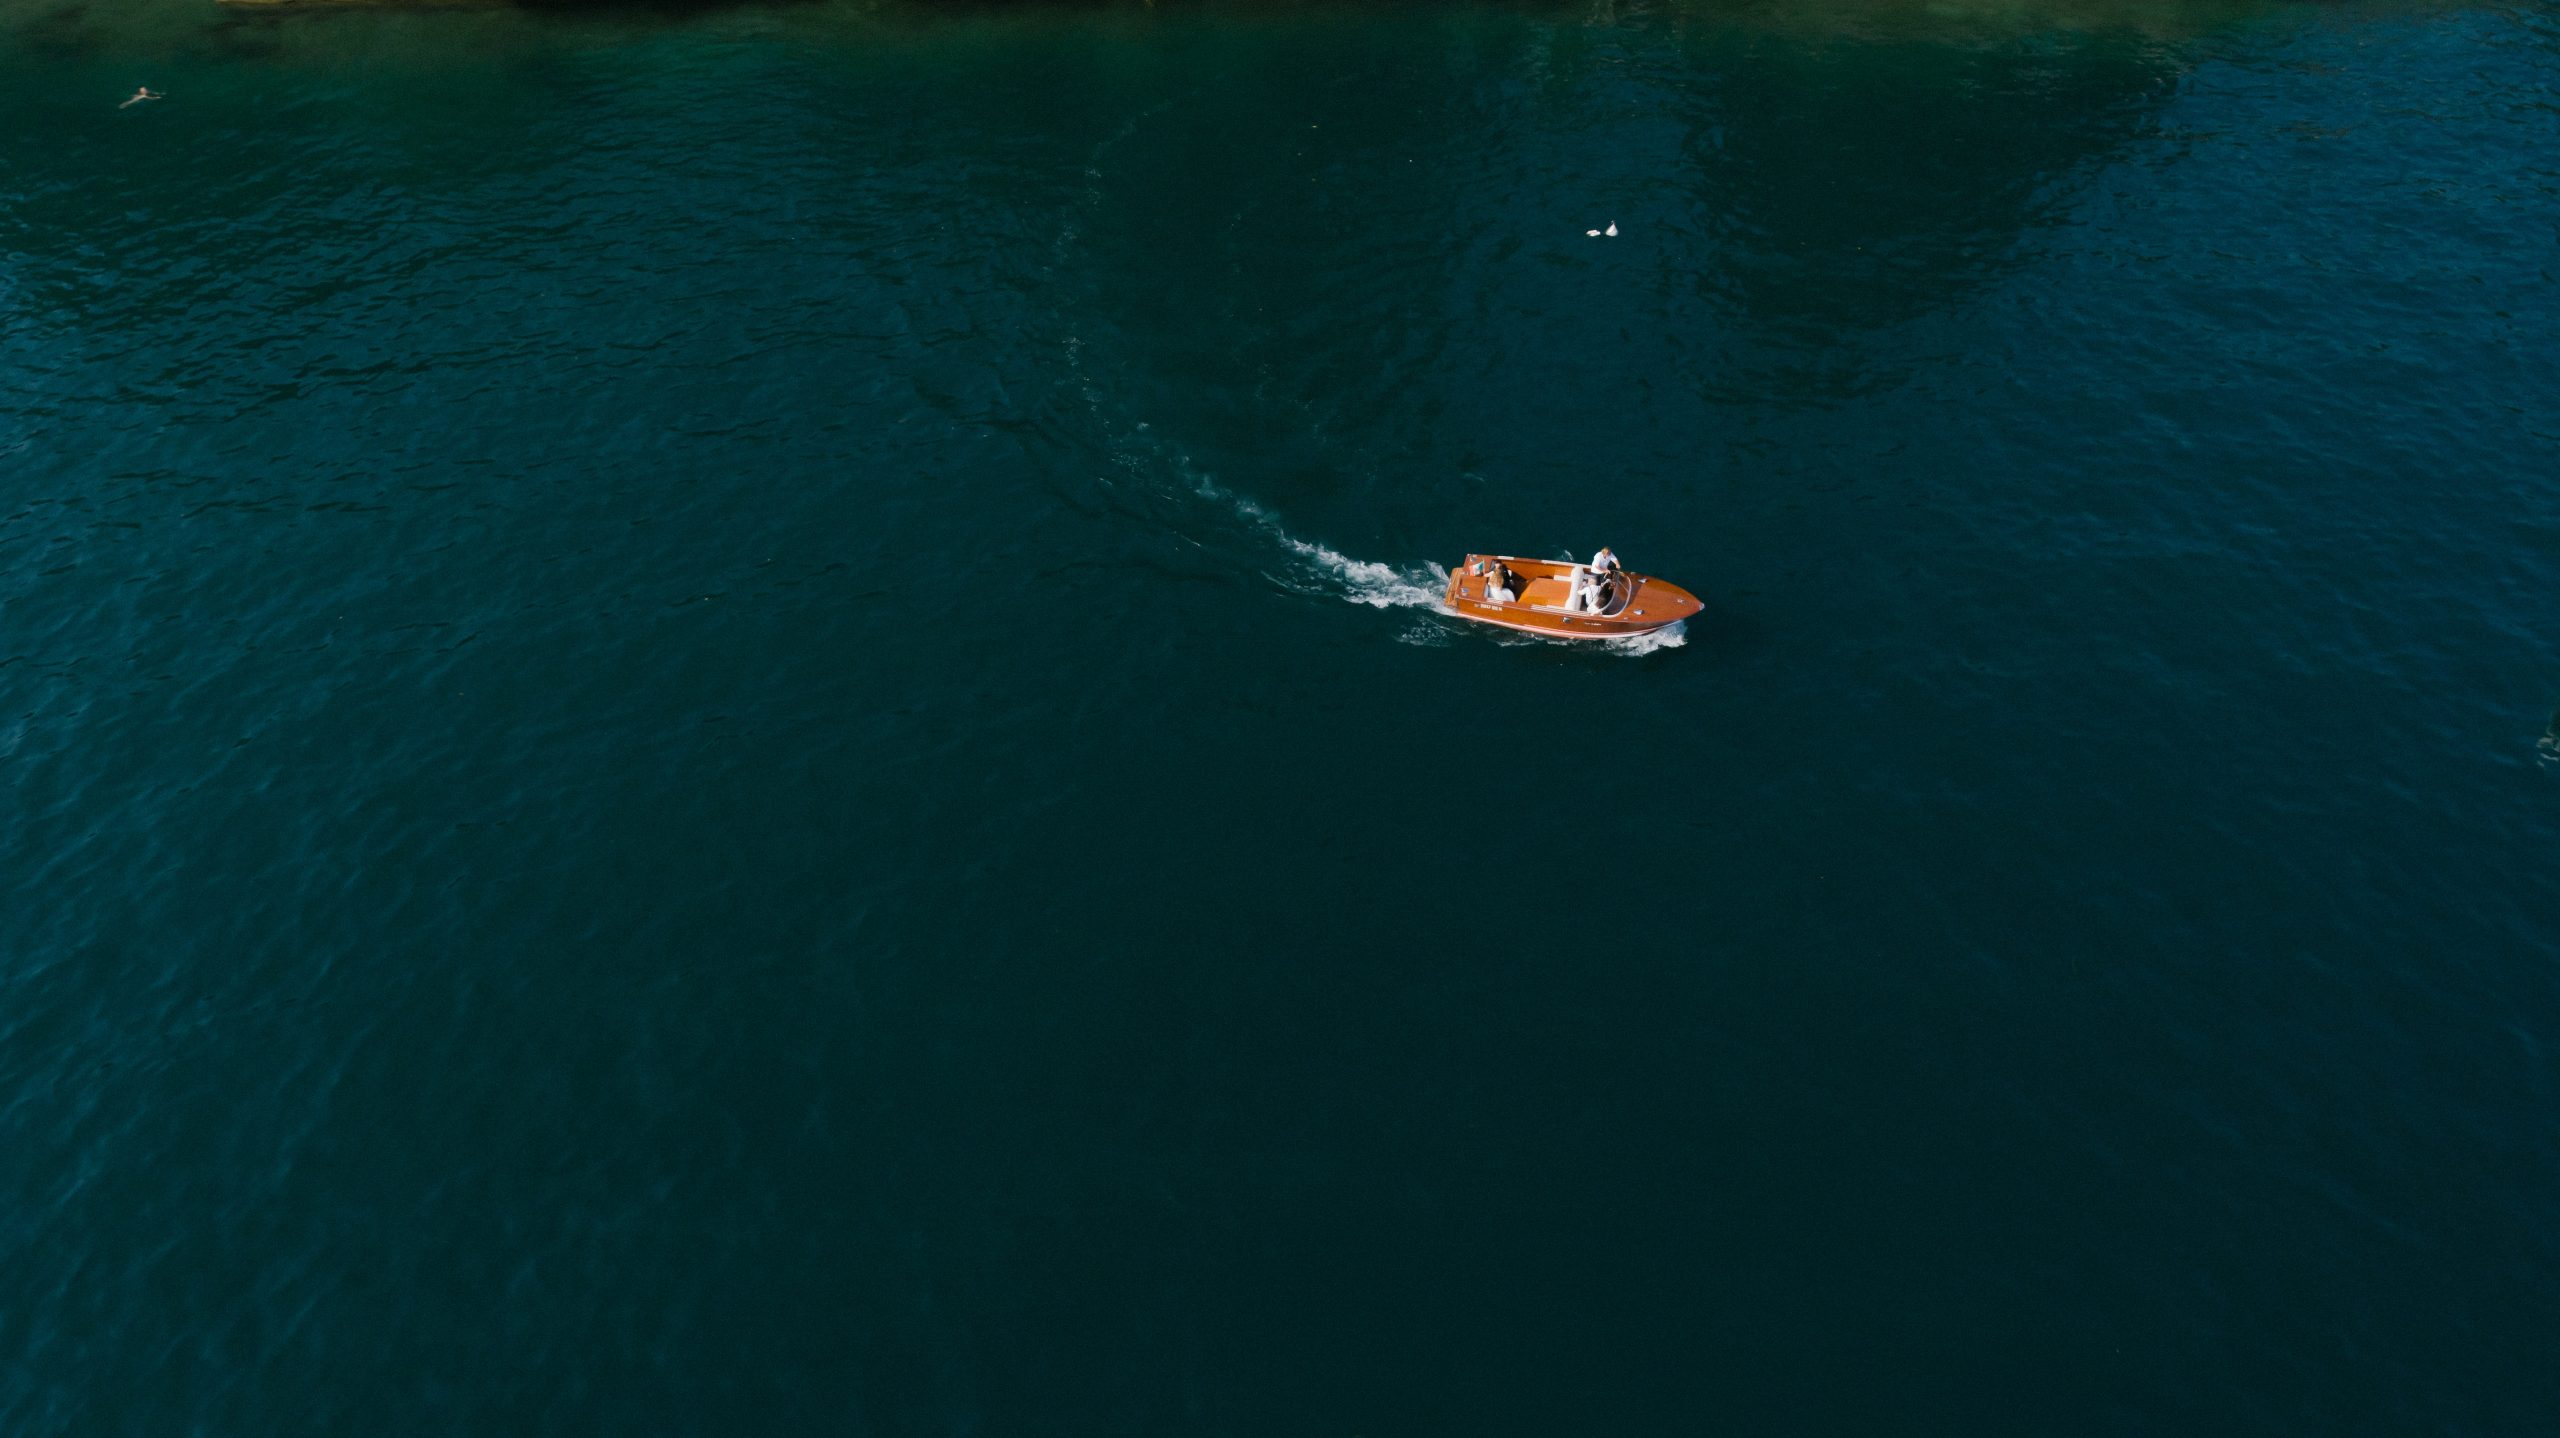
[{"left": 4, "top": 1, "right": 2557, "bottom": 1432}]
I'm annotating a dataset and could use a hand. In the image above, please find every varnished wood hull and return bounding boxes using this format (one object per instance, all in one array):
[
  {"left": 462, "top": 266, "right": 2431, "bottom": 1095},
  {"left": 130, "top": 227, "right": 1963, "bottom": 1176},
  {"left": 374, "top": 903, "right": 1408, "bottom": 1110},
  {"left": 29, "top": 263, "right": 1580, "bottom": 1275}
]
[{"left": 1442, "top": 553, "right": 1702, "bottom": 641}]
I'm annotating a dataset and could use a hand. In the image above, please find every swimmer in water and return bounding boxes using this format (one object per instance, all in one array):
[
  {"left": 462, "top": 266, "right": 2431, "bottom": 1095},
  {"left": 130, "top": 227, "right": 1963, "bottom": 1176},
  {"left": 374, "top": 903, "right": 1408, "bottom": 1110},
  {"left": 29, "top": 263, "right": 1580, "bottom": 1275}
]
[{"left": 120, "top": 88, "right": 162, "bottom": 109}]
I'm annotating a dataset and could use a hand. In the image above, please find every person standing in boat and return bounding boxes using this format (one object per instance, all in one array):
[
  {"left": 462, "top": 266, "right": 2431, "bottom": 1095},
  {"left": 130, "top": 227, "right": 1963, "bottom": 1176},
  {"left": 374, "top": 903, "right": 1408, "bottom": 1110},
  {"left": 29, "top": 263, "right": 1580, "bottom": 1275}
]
[{"left": 1585, "top": 547, "right": 1620, "bottom": 611}]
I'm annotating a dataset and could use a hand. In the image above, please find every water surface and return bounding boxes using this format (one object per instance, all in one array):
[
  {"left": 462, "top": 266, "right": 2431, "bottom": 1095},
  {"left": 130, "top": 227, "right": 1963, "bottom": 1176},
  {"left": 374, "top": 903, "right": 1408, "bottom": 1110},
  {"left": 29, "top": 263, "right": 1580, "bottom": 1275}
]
[{"left": 4, "top": 0, "right": 2557, "bottom": 1432}]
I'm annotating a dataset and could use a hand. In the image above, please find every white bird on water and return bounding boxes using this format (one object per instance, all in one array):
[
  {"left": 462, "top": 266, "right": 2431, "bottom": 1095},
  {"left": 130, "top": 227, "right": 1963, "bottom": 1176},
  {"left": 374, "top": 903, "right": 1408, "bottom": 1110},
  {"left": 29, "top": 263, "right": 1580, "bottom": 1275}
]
[
  {"left": 120, "top": 87, "right": 162, "bottom": 109},
  {"left": 1585, "top": 222, "right": 1619, "bottom": 237}
]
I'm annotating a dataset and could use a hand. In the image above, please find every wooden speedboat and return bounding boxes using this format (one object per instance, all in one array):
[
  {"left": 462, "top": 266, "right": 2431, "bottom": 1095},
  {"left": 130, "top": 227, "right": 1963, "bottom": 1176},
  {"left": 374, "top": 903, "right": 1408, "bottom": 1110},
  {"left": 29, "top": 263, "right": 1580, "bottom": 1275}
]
[{"left": 1442, "top": 553, "right": 1702, "bottom": 641}]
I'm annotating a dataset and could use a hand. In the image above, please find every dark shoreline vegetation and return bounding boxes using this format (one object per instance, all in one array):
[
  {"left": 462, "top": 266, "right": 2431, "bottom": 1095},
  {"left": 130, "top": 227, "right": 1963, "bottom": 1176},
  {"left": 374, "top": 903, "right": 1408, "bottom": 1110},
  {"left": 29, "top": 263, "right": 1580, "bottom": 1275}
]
[{"left": 1, "top": 0, "right": 2470, "bottom": 61}]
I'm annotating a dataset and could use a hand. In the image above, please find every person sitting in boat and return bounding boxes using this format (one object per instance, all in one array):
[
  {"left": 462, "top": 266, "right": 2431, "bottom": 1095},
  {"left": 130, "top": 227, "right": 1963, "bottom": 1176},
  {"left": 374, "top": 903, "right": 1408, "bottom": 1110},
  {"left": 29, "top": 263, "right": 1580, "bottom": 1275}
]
[{"left": 1487, "top": 563, "right": 1517, "bottom": 604}]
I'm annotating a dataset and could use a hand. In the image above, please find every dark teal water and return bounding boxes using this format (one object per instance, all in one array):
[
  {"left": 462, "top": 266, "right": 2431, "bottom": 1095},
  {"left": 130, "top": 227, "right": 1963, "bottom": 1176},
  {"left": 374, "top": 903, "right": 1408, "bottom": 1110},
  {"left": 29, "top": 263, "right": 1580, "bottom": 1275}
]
[{"left": 6, "top": 0, "right": 2558, "bottom": 1431}]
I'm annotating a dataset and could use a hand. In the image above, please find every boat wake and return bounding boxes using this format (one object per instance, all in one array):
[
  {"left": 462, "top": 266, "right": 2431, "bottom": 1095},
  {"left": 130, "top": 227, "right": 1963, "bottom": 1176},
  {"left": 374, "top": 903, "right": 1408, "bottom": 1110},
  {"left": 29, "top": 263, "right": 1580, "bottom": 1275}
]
[
  {"left": 1191, "top": 474, "right": 1448, "bottom": 612},
  {"left": 1273, "top": 531, "right": 1449, "bottom": 612},
  {"left": 1050, "top": 340, "right": 1448, "bottom": 619},
  {"left": 1607, "top": 622, "right": 1689, "bottom": 656}
]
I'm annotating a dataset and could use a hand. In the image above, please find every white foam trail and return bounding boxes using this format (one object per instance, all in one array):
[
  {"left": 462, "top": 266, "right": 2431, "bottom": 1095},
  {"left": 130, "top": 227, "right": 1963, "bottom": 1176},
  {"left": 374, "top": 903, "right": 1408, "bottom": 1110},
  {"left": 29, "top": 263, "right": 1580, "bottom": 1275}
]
[
  {"left": 1189, "top": 472, "right": 1448, "bottom": 612},
  {"left": 1274, "top": 534, "right": 1447, "bottom": 610},
  {"left": 1606, "top": 621, "right": 1689, "bottom": 657},
  {"left": 1049, "top": 286, "right": 1452, "bottom": 624}
]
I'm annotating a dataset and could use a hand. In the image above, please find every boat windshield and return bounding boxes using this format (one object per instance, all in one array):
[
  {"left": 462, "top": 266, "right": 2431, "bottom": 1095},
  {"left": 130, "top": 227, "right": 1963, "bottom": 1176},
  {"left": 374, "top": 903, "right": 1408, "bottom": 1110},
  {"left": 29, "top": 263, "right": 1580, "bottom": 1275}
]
[{"left": 1591, "top": 570, "right": 1634, "bottom": 616}]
